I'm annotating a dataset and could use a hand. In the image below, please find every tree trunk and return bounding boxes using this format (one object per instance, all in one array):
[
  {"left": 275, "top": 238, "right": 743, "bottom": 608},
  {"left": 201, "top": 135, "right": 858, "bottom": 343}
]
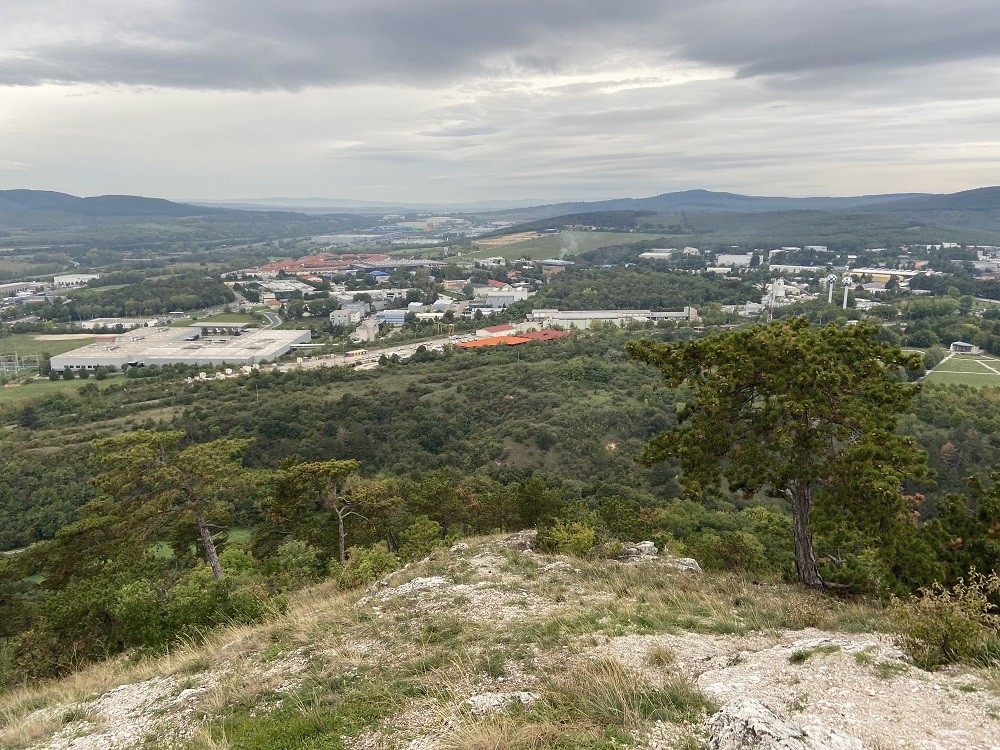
[
  {"left": 337, "top": 507, "right": 347, "bottom": 566},
  {"left": 787, "top": 481, "right": 824, "bottom": 588},
  {"left": 196, "top": 512, "right": 224, "bottom": 580}
]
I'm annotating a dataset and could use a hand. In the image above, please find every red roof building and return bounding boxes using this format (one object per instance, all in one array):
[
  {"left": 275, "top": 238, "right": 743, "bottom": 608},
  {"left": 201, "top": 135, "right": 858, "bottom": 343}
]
[
  {"left": 519, "top": 329, "right": 571, "bottom": 342},
  {"left": 457, "top": 336, "right": 531, "bottom": 348}
]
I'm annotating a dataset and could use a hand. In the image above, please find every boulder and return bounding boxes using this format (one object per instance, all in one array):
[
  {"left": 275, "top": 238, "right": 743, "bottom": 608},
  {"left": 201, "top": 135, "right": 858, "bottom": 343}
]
[
  {"left": 708, "top": 698, "right": 863, "bottom": 750},
  {"left": 619, "top": 540, "right": 659, "bottom": 559},
  {"left": 502, "top": 530, "right": 537, "bottom": 552},
  {"left": 667, "top": 557, "right": 703, "bottom": 575}
]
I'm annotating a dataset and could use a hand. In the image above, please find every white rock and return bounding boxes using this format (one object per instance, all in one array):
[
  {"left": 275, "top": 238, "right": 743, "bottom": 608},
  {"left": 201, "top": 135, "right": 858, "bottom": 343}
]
[
  {"left": 464, "top": 691, "right": 541, "bottom": 716},
  {"left": 709, "top": 698, "right": 864, "bottom": 750},
  {"left": 502, "top": 530, "right": 538, "bottom": 551},
  {"left": 668, "top": 557, "right": 704, "bottom": 575}
]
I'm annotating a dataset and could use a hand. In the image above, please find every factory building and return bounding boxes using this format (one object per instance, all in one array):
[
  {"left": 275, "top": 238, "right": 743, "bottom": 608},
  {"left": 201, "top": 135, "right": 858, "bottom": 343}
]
[{"left": 50, "top": 325, "right": 310, "bottom": 371}]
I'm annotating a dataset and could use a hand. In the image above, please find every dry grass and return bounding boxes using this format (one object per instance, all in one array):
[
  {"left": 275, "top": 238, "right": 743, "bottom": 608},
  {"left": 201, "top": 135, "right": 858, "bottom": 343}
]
[
  {"left": 438, "top": 717, "right": 587, "bottom": 750},
  {"left": 0, "top": 535, "right": 898, "bottom": 750},
  {"left": 646, "top": 642, "right": 677, "bottom": 668}
]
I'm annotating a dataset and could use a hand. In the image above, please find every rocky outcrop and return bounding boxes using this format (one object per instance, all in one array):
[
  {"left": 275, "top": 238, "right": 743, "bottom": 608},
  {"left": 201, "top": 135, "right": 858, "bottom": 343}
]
[
  {"left": 708, "top": 698, "right": 864, "bottom": 750},
  {"left": 666, "top": 557, "right": 703, "bottom": 574},
  {"left": 501, "top": 529, "right": 537, "bottom": 551},
  {"left": 618, "top": 540, "right": 659, "bottom": 560}
]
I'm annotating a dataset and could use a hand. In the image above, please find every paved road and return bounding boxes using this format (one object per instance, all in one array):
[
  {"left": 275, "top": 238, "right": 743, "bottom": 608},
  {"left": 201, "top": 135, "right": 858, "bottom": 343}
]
[{"left": 260, "top": 311, "right": 282, "bottom": 329}]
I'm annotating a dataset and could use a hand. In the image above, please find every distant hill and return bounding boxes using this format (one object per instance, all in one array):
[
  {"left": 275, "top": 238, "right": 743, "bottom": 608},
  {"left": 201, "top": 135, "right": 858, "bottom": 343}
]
[
  {"left": 0, "top": 190, "right": 369, "bottom": 252},
  {"left": 484, "top": 189, "right": 930, "bottom": 221},
  {"left": 0, "top": 189, "right": 230, "bottom": 217},
  {"left": 863, "top": 186, "right": 1000, "bottom": 212},
  {"left": 483, "top": 187, "right": 1000, "bottom": 234},
  {"left": 854, "top": 186, "right": 1000, "bottom": 233}
]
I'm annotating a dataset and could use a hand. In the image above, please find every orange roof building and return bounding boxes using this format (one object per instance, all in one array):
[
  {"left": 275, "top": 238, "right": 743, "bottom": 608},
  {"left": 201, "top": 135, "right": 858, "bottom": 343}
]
[{"left": 456, "top": 336, "right": 531, "bottom": 348}]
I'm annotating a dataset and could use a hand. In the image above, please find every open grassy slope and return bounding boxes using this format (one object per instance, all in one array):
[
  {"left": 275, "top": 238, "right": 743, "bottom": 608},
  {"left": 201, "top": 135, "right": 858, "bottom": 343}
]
[{"left": 3, "top": 536, "right": 997, "bottom": 750}]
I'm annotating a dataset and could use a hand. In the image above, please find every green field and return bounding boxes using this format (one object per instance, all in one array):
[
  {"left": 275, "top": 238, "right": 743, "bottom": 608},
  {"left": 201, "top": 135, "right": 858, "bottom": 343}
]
[
  {"left": 925, "top": 353, "right": 1000, "bottom": 387},
  {"left": 460, "top": 231, "right": 679, "bottom": 261},
  {"left": 185, "top": 312, "right": 264, "bottom": 325},
  {"left": 0, "top": 333, "right": 97, "bottom": 357},
  {"left": 0, "top": 375, "right": 121, "bottom": 406}
]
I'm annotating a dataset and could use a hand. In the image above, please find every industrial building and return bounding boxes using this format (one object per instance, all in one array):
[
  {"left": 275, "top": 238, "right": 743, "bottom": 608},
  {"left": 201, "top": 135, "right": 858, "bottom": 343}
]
[
  {"left": 50, "top": 325, "right": 310, "bottom": 371},
  {"left": 53, "top": 274, "right": 100, "bottom": 287},
  {"left": 528, "top": 308, "right": 699, "bottom": 329}
]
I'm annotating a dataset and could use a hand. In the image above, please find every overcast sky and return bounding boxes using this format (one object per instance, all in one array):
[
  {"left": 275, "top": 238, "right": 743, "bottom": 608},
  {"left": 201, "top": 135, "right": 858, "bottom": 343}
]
[{"left": 2, "top": 0, "right": 999, "bottom": 204}]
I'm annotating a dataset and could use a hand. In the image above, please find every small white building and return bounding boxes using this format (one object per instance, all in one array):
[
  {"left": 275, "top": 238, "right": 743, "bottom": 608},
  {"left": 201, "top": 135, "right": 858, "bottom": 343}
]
[
  {"left": 330, "top": 303, "right": 368, "bottom": 326},
  {"left": 53, "top": 274, "right": 99, "bottom": 287},
  {"left": 717, "top": 253, "right": 753, "bottom": 268},
  {"left": 950, "top": 341, "right": 983, "bottom": 355}
]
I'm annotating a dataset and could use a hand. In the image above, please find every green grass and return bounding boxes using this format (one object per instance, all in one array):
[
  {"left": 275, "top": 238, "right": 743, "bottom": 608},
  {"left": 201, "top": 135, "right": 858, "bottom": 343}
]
[
  {"left": 228, "top": 528, "right": 254, "bottom": 546},
  {"left": 192, "top": 313, "right": 264, "bottom": 324},
  {"left": 459, "top": 231, "right": 678, "bottom": 261},
  {"left": 789, "top": 644, "right": 841, "bottom": 663},
  {"left": 0, "top": 333, "right": 97, "bottom": 358},
  {"left": 925, "top": 353, "right": 1000, "bottom": 387},
  {"left": 0, "top": 376, "right": 120, "bottom": 406}
]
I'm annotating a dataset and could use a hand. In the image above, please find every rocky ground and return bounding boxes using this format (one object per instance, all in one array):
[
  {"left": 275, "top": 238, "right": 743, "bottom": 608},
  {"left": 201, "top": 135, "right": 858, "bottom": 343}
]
[{"left": 4, "top": 534, "right": 998, "bottom": 750}]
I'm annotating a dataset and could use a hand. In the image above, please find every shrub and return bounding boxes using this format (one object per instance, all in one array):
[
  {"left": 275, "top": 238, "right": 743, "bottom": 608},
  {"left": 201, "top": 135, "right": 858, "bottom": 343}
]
[
  {"left": 687, "top": 531, "right": 765, "bottom": 574},
  {"left": 537, "top": 518, "right": 598, "bottom": 557},
  {"left": 398, "top": 516, "right": 444, "bottom": 562},
  {"left": 333, "top": 543, "right": 400, "bottom": 588},
  {"left": 890, "top": 569, "right": 1000, "bottom": 670},
  {"left": 265, "top": 540, "right": 323, "bottom": 591}
]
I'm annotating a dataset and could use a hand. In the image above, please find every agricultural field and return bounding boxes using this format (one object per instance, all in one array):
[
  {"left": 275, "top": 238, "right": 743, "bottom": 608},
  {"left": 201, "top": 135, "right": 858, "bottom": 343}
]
[
  {"left": 924, "top": 352, "right": 1000, "bottom": 387},
  {"left": 459, "top": 230, "right": 679, "bottom": 261}
]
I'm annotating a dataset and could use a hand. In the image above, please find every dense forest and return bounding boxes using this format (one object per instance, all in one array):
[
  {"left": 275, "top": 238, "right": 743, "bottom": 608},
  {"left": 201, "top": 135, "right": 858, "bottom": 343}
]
[
  {"left": 527, "top": 268, "right": 758, "bottom": 310},
  {"left": 0, "top": 274, "right": 234, "bottom": 321}
]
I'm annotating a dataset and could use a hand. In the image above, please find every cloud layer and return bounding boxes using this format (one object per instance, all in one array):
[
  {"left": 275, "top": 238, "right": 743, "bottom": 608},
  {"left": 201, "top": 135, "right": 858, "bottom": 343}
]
[{"left": 1, "top": 1, "right": 999, "bottom": 201}]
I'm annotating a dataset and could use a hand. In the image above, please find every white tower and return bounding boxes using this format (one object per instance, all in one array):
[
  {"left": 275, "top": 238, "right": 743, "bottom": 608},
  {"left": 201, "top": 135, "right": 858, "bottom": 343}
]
[{"left": 842, "top": 275, "right": 855, "bottom": 310}]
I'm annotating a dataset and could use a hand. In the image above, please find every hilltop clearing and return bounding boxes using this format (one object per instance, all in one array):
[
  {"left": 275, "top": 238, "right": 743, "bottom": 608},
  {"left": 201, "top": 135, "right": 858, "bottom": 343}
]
[{"left": 2, "top": 535, "right": 997, "bottom": 750}]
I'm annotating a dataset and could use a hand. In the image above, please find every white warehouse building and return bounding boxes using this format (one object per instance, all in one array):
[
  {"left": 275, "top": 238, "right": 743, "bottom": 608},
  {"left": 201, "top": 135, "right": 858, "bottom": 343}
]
[{"left": 50, "top": 325, "right": 311, "bottom": 371}]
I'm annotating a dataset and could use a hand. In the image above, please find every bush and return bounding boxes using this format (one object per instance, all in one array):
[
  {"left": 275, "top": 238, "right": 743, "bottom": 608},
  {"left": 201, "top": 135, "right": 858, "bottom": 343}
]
[
  {"left": 265, "top": 540, "right": 323, "bottom": 591},
  {"left": 537, "top": 518, "right": 597, "bottom": 557},
  {"left": 890, "top": 570, "right": 1000, "bottom": 670},
  {"left": 687, "top": 531, "right": 765, "bottom": 574},
  {"left": 398, "top": 516, "right": 444, "bottom": 562},
  {"left": 333, "top": 543, "right": 400, "bottom": 588}
]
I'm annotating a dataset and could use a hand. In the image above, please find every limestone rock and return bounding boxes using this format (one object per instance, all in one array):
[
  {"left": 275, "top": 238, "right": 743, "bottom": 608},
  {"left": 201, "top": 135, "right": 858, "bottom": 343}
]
[
  {"left": 619, "top": 541, "right": 659, "bottom": 560},
  {"left": 667, "top": 557, "right": 703, "bottom": 575},
  {"left": 464, "top": 691, "right": 540, "bottom": 716},
  {"left": 708, "top": 698, "right": 863, "bottom": 750},
  {"left": 502, "top": 530, "right": 537, "bottom": 551}
]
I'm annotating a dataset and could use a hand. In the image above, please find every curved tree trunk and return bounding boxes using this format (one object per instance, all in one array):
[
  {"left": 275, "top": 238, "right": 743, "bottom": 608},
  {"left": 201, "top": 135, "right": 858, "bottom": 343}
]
[{"left": 787, "top": 480, "right": 824, "bottom": 588}]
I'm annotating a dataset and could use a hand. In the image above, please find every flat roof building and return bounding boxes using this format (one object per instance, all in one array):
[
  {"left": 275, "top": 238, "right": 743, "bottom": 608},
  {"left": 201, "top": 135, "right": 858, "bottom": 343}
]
[
  {"left": 53, "top": 274, "right": 100, "bottom": 287},
  {"left": 50, "top": 327, "right": 310, "bottom": 371}
]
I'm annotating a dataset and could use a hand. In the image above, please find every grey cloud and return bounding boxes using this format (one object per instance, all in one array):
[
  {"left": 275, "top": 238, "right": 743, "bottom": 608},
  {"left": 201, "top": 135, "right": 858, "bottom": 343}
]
[{"left": 2, "top": 0, "right": 999, "bottom": 90}]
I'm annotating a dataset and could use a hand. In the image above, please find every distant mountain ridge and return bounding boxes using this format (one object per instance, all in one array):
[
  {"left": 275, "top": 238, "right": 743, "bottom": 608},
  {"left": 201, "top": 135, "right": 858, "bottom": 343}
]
[
  {"left": 0, "top": 190, "right": 231, "bottom": 217},
  {"left": 516, "top": 188, "right": 933, "bottom": 216},
  {"left": 479, "top": 186, "right": 1000, "bottom": 230}
]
